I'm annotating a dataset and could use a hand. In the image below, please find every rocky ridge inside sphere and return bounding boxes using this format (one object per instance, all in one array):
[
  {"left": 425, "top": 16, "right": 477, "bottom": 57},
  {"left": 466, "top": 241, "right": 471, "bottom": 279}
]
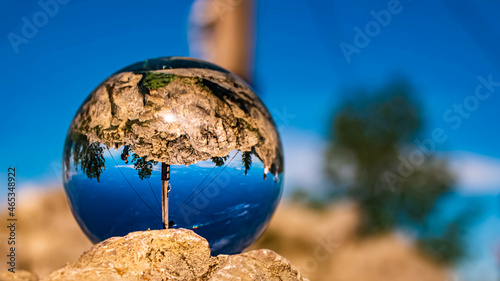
[{"left": 68, "top": 67, "right": 282, "bottom": 171}]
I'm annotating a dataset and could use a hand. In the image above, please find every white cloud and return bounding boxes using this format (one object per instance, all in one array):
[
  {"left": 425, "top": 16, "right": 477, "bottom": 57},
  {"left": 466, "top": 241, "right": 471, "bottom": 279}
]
[{"left": 448, "top": 151, "right": 500, "bottom": 194}]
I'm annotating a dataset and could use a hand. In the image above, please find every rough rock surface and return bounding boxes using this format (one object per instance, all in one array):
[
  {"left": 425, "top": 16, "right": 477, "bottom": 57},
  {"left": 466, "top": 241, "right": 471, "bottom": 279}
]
[
  {"left": 0, "top": 271, "right": 39, "bottom": 281},
  {"left": 68, "top": 67, "right": 282, "bottom": 171},
  {"left": 41, "top": 229, "right": 306, "bottom": 281}
]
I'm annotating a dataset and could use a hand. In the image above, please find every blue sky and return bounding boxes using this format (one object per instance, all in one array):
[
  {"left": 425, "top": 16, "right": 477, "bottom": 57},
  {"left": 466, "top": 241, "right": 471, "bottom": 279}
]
[
  {"left": 1, "top": 0, "right": 500, "bottom": 190},
  {"left": 1, "top": 0, "right": 500, "bottom": 279}
]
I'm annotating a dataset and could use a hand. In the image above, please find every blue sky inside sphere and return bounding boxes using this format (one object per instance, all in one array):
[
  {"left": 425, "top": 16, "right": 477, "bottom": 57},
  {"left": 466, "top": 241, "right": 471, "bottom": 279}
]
[{"left": 65, "top": 148, "right": 282, "bottom": 255}]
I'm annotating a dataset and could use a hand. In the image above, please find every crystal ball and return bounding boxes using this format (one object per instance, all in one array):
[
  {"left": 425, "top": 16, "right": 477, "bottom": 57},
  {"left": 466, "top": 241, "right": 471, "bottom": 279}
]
[{"left": 62, "top": 57, "right": 284, "bottom": 255}]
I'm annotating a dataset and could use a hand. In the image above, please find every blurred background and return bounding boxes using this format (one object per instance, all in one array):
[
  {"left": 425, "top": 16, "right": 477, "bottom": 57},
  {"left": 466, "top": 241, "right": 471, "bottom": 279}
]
[{"left": 1, "top": 0, "right": 500, "bottom": 280}]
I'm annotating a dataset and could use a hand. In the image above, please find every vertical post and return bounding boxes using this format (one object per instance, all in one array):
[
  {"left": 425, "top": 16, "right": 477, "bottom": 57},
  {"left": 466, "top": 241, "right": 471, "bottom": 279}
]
[
  {"left": 161, "top": 163, "right": 170, "bottom": 229},
  {"left": 188, "top": 0, "right": 255, "bottom": 84}
]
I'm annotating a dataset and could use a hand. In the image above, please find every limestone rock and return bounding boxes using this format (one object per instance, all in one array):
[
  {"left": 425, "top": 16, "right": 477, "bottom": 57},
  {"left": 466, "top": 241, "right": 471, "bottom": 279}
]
[
  {"left": 0, "top": 270, "right": 39, "bottom": 281},
  {"left": 213, "top": 250, "right": 305, "bottom": 281},
  {"left": 42, "top": 229, "right": 306, "bottom": 281}
]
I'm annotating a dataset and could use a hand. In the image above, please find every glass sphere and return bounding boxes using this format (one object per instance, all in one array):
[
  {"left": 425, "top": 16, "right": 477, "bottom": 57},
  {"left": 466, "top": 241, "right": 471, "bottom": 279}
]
[{"left": 62, "top": 57, "right": 284, "bottom": 255}]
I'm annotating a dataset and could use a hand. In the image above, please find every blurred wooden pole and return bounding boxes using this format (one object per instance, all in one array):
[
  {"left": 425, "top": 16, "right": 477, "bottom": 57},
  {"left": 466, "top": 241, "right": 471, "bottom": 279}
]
[{"left": 188, "top": 0, "right": 255, "bottom": 84}]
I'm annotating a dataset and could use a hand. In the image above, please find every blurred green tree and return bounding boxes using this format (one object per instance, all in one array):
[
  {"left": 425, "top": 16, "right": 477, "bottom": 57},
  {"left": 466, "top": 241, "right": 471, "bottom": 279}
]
[{"left": 324, "top": 80, "right": 462, "bottom": 264}]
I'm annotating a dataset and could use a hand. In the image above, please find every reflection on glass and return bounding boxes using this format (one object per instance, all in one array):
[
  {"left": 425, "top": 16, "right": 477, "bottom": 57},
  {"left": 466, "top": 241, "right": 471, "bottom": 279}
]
[{"left": 63, "top": 57, "right": 283, "bottom": 255}]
